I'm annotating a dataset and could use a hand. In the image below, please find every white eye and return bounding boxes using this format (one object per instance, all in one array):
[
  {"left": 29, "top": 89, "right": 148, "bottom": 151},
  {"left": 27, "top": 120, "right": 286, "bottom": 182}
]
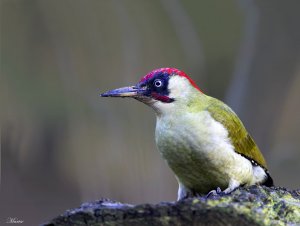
[{"left": 154, "top": 79, "right": 163, "bottom": 88}]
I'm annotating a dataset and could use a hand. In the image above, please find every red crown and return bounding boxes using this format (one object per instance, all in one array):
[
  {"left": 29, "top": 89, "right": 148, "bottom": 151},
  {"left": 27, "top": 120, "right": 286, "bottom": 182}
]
[{"left": 140, "top": 68, "right": 202, "bottom": 92}]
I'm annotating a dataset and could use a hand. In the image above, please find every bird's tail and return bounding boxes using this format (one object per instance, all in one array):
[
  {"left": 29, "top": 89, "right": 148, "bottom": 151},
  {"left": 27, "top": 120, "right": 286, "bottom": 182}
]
[{"left": 262, "top": 172, "right": 274, "bottom": 187}]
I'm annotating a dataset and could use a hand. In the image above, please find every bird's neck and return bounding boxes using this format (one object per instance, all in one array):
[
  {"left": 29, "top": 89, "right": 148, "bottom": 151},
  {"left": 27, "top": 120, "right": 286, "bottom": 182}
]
[{"left": 152, "top": 90, "right": 208, "bottom": 117}]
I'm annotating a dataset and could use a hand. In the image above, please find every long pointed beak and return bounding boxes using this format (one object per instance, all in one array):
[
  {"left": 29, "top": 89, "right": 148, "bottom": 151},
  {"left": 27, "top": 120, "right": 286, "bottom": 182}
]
[{"left": 101, "top": 86, "right": 146, "bottom": 98}]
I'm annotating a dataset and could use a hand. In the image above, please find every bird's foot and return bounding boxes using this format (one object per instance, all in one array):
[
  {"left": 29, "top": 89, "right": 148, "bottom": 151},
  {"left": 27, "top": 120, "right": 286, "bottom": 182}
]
[{"left": 206, "top": 187, "right": 226, "bottom": 198}]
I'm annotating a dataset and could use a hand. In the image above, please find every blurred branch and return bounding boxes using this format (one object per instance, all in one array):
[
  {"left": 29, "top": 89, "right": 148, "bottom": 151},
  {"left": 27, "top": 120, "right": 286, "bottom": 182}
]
[
  {"left": 160, "top": 0, "right": 205, "bottom": 75},
  {"left": 112, "top": 0, "right": 142, "bottom": 82},
  {"left": 226, "top": 0, "right": 300, "bottom": 151},
  {"left": 226, "top": 0, "right": 259, "bottom": 111}
]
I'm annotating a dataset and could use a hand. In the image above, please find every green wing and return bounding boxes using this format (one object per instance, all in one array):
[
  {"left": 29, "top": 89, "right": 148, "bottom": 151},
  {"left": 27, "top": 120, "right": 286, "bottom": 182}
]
[{"left": 206, "top": 97, "right": 268, "bottom": 169}]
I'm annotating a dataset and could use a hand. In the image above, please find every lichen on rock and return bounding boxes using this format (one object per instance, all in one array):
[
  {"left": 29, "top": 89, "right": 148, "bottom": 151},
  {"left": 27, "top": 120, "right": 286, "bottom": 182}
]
[{"left": 42, "top": 186, "right": 300, "bottom": 226}]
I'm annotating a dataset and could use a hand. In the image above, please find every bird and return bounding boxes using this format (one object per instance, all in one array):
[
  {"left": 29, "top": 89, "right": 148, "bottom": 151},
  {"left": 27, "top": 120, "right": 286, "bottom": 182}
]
[{"left": 101, "top": 68, "right": 273, "bottom": 200}]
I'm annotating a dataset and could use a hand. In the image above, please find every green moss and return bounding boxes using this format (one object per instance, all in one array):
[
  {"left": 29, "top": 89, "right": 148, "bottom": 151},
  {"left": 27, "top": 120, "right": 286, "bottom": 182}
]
[
  {"left": 43, "top": 186, "right": 300, "bottom": 226},
  {"left": 199, "top": 186, "right": 300, "bottom": 225}
]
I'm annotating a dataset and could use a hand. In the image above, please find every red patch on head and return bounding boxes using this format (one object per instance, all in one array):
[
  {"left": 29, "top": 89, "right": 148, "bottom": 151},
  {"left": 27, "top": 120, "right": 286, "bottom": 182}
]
[{"left": 140, "top": 68, "right": 202, "bottom": 93}]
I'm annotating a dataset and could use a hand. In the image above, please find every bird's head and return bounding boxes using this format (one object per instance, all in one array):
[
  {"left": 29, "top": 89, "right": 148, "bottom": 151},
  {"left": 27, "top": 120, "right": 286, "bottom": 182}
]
[{"left": 101, "top": 68, "right": 203, "bottom": 114}]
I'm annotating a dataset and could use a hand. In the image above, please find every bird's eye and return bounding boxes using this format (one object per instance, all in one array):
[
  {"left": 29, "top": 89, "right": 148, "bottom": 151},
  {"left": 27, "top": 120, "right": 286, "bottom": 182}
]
[{"left": 154, "top": 79, "right": 163, "bottom": 88}]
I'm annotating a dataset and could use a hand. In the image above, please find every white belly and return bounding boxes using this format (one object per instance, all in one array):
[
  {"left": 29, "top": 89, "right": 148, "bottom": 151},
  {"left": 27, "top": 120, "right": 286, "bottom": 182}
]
[{"left": 155, "top": 110, "right": 253, "bottom": 193}]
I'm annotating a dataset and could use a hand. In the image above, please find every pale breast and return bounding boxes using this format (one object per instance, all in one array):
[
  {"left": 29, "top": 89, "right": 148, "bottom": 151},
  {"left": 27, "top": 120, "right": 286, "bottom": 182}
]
[{"left": 155, "top": 111, "right": 253, "bottom": 193}]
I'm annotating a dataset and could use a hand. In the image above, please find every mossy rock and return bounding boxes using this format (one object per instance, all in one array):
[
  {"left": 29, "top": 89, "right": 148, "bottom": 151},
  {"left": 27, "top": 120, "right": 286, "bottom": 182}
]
[{"left": 42, "top": 185, "right": 300, "bottom": 226}]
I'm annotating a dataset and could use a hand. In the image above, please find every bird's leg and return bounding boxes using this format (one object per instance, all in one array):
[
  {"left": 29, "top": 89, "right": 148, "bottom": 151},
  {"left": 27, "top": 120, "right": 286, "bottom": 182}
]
[
  {"left": 177, "top": 183, "right": 195, "bottom": 200},
  {"left": 223, "top": 179, "right": 240, "bottom": 194}
]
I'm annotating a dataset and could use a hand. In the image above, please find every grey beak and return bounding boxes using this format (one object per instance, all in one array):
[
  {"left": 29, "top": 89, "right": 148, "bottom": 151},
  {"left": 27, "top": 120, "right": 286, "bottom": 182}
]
[{"left": 101, "top": 86, "right": 145, "bottom": 97}]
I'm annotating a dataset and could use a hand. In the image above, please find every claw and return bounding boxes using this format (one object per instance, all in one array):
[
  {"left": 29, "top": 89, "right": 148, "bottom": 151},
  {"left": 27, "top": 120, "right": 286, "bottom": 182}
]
[
  {"left": 206, "top": 190, "right": 217, "bottom": 198},
  {"left": 206, "top": 187, "right": 226, "bottom": 198},
  {"left": 216, "top": 187, "right": 222, "bottom": 193}
]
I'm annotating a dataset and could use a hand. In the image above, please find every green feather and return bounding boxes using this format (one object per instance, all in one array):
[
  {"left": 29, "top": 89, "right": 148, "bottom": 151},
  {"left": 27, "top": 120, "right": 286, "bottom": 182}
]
[{"left": 205, "top": 96, "right": 268, "bottom": 169}]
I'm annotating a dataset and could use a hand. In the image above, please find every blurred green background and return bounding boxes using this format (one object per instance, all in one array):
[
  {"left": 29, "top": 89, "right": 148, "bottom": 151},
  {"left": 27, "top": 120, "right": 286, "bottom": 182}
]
[{"left": 1, "top": 0, "right": 300, "bottom": 225}]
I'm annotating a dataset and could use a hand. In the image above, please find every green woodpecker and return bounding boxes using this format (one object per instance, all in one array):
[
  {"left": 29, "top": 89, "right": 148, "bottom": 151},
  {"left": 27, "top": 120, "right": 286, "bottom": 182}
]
[{"left": 101, "top": 68, "right": 273, "bottom": 200}]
